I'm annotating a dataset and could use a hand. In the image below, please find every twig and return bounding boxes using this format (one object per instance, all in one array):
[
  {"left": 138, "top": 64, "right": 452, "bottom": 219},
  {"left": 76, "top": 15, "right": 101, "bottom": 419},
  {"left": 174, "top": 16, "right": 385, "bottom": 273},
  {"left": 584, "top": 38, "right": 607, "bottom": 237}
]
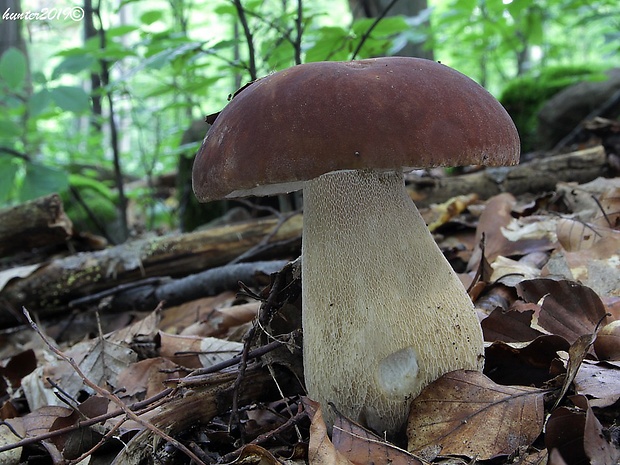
[
  {"left": 227, "top": 211, "right": 301, "bottom": 265},
  {"left": 20, "top": 307, "right": 206, "bottom": 465},
  {"left": 294, "top": 0, "right": 303, "bottom": 65},
  {"left": 232, "top": 0, "right": 257, "bottom": 80},
  {"left": 351, "top": 0, "right": 401, "bottom": 60},
  {"left": 219, "top": 404, "right": 308, "bottom": 463},
  {"left": 0, "top": 387, "right": 175, "bottom": 453},
  {"left": 174, "top": 333, "right": 300, "bottom": 384},
  {"left": 228, "top": 264, "right": 295, "bottom": 439}
]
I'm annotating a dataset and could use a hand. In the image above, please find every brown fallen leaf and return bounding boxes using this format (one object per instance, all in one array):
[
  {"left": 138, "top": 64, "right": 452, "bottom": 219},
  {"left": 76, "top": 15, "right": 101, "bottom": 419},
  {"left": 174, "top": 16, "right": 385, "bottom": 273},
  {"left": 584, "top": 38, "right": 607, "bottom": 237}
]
[
  {"left": 542, "top": 234, "right": 620, "bottom": 298},
  {"left": 556, "top": 217, "right": 619, "bottom": 252},
  {"left": 407, "top": 370, "right": 545, "bottom": 460},
  {"left": 481, "top": 303, "right": 545, "bottom": 343},
  {"left": 116, "top": 357, "right": 180, "bottom": 403},
  {"left": 331, "top": 408, "right": 425, "bottom": 465},
  {"left": 573, "top": 360, "right": 620, "bottom": 408},
  {"left": 516, "top": 279, "right": 609, "bottom": 344},
  {"left": 552, "top": 322, "right": 603, "bottom": 410},
  {"left": 545, "top": 395, "right": 620, "bottom": 465},
  {"left": 224, "top": 444, "right": 281, "bottom": 465},
  {"left": 304, "top": 398, "right": 353, "bottom": 465},
  {"left": 484, "top": 335, "right": 570, "bottom": 387},
  {"left": 49, "top": 396, "right": 109, "bottom": 460}
]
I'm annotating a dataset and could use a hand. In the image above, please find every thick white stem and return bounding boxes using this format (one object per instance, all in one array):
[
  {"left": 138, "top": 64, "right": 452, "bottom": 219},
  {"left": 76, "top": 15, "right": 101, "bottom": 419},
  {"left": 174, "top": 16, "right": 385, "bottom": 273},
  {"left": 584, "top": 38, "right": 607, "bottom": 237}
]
[{"left": 302, "top": 169, "right": 484, "bottom": 435}]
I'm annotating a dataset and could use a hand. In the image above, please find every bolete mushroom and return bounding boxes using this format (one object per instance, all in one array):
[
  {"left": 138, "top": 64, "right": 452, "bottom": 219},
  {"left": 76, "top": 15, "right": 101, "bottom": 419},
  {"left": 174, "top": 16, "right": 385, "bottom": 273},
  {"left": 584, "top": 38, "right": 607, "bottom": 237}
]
[{"left": 192, "top": 57, "right": 520, "bottom": 435}]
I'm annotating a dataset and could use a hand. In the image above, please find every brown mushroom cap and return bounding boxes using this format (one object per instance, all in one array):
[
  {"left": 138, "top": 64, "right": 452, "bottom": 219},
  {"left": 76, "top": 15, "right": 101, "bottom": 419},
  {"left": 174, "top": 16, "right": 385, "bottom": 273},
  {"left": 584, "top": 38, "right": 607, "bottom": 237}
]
[{"left": 192, "top": 57, "right": 519, "bottom": 202}]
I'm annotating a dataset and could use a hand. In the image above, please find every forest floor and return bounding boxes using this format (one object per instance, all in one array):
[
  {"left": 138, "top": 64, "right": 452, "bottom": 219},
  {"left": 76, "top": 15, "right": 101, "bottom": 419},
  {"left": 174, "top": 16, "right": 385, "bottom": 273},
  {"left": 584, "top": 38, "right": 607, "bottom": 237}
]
[{"left": 0, "top": 142, "right": 619, "bottom": 464}]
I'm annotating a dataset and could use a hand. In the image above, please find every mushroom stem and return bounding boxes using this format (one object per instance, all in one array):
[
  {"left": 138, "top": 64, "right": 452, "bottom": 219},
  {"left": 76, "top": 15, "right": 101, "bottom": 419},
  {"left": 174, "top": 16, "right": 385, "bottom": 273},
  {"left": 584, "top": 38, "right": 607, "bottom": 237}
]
[{"left": 301, "top": 169, "right": 484, "bottom": 435}]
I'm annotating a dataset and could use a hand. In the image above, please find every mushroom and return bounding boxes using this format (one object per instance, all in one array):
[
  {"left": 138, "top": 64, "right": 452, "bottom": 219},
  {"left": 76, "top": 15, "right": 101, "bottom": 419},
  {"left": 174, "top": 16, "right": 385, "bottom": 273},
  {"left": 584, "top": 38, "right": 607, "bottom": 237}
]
[{"left": 192, "top": 57, "right": 520, "bottom": 435}]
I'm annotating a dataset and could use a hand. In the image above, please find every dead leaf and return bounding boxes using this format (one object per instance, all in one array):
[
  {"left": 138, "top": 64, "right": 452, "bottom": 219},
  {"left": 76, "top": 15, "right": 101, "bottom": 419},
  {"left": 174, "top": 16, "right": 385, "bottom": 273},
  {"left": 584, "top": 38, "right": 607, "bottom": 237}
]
[
  {"left": 224, "top": 444, "right": 281, "bottom": 465},
  {"left": 159, "top": 291, "right": 237, "bottom": 334},
  {"left": 542, "top": 234, "right": 620, "bottom": 298},
  {"left": 179, "top": 301, "right": 260, "bottom": 338},
  {"left": 22, "top": 336, "right": 138, "bottom": 411},
  {"left": 116, "top": 357, "right": 180, "bottom": 402},
  {"left": 158, "top": 333, "right": 243, "bottom": 369},
  {"left": 0, "top": 349, "right": 37, "bottom": 394},
  {"left": 425, "top": 194, "right": 478, "bottom": 232},
  {"left": 516, "top": 279, "right": 608, "bottom": 344},
  {"left": 545, "top": 395, "right": 620, "bottom": 465},
  {"left": 556, "top": 218, "right": 619, "bottom": 252},
  {"left": 0, "top": 264, "right": 42, "bottom": 292},
  {"left": 484, "top": 335, "right": 569, "bottom": 387},
  {"left": 552, "top": 329, "right": 599, "bottom": 410},
  {"left": 594, "top": 320, "right": 620, "bottom": 360},
  {"left": 304, "top": 398, "right": 353, "bottom": 465},
  {"left": 481, "top": 304, "right": 545, "bottom": 343},
  {"left": 331, "top": 409, "right": 425, "bottom": 465},
  {"left": 573, "top": 360, "right": 620, "bottom": 408},
  {"left": 48, "top": 396, "right": 109, "bottom": 460},
  {"left": 0, "top": 419, "right": 23, "bottom": 464},
  {"left": 468, "top": 193, "right": 516, "bottom": 271},
  {"left": 593, "top": 186, "right": 620, "bottom": 229},
  {"left": 407, "top": 370, "right": 545, "bottom": 460}
]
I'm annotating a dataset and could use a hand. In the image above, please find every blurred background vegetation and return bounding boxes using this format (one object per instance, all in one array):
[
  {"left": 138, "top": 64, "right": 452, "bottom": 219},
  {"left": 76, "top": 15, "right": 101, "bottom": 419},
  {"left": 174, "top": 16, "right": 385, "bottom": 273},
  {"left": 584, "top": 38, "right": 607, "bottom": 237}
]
[{"left": 0, "top": 0, "right": 618, "bottom": 242}]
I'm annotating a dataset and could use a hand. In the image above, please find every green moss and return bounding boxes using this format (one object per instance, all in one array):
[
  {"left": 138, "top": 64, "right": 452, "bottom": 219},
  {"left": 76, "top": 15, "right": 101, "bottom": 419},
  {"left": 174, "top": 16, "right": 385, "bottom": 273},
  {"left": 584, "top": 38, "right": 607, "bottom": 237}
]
[{"left": 500, "top": 64, "right": 609, "bottom": 152}]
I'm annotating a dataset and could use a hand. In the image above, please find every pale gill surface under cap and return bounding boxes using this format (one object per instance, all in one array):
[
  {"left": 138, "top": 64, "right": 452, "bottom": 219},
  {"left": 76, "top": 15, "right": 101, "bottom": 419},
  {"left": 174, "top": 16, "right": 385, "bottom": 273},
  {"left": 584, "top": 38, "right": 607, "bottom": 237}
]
[{"left": 301, "top": 169, "right": 484, "bottom": 435}]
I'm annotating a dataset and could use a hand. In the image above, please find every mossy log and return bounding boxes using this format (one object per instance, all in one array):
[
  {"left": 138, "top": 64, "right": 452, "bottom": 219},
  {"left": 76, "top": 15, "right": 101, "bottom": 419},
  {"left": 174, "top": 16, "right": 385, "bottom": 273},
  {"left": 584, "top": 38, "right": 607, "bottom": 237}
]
[
  {"left": 408, "top": 146, "right": 611, "bottom": 207},
  {"left": 0, "top": 215, "right": 302, "bottom": 327}
]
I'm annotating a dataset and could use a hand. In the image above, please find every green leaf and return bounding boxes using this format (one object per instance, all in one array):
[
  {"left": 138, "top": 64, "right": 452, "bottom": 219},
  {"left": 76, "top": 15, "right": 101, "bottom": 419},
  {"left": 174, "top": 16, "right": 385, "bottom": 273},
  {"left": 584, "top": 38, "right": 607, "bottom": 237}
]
[
  {"left": 213, "top": 3, "right": 235, "bottom": 15},
  {"left": 0, "top": 155, "right": 19, "bottom": 203},
  {"left": 28, "top": 89, "right": 52, "bottom": 116},
  {"left": 107, "top": 25, "right": 139, "bottom": 37},
  {"left": 140, "top": 10, "right": 164, "bottom": 25},
  {"left": 0, "top": 119, "right": 22, "bottom": 138},
  {"left": 352, "top": 16, "right": 409, "bottom": 37},
  {"left": 50, "top": 86, "right": 91, "bottom": 113},
  {"left": 0, "top": 47, "right": 27, "bottom": 91},
  {"left": 52, "top": 55, "right": 96, "bottom": 79},
  {"left": 20, "top": 163, "right": 69, "bottom": 202},
  {"left": 305, "top": 26, "right": 350, "bottom": 62}
]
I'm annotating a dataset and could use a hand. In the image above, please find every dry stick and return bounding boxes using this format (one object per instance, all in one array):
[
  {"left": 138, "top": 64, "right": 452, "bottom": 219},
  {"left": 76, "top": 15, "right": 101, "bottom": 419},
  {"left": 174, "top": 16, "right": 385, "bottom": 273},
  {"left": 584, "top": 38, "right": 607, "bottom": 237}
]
[
  {"left": 219, "top": 405, "right": 309, "bottom": 464},
  {"left": 0, "top": 330, "right": 299, "bottom": 454},
  {"left": 227, "top": 208, "right": 300, "bottom": 265},
  {"left": 66, "top": 416, "right": 126, "bottom": 465},
  {"left": 228, "top": 266, "right": 291, "bottom": 438},
  {"left": 174, "top": 334, "right": 298, "bottom": 383},
  {"left": 0, "top": 387, "right": 174, "bottom": 453},
  {"left": 20, "top": 307, "right": 207, "bottom": 465}
]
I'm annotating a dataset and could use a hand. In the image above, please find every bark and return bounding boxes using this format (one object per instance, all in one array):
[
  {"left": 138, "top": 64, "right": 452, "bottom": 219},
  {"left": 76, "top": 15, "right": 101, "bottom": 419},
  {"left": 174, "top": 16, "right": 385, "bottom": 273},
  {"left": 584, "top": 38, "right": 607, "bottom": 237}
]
[
  {"left": 0, "top": 193, "right": 73, "bottom": 257},
  {"left": 0, "top": 215, "right": 302, "bottom": 327},
  {"left": 112, "top": 363, "right": 299, "bottom": 465},
  {"left": 88, "top": 260, "right": 289, "bottom": 311},
  {"left": 408, "top": 146, "right": 611, "bottom": 208}
]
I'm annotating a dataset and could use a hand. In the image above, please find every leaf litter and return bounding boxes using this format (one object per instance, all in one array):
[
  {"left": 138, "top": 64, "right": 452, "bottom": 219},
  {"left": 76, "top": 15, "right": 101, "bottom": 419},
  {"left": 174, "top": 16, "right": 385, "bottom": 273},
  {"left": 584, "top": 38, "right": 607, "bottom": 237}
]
[{"left": 1, "top": 175, "right": 620, "bottom": 464}]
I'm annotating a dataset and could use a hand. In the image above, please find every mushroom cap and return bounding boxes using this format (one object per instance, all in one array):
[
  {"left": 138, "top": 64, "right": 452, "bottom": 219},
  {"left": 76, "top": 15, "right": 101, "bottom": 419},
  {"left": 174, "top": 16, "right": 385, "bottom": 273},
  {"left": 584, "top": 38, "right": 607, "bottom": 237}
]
[{"left": 192, "top": 57, "right": 520, "bottom": 202}]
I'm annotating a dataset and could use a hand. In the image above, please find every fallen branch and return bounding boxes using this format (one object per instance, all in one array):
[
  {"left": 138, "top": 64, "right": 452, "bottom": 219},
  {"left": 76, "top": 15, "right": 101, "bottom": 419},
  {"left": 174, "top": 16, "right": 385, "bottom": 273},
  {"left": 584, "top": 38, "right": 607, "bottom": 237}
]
[
  {"left": 0, "top": 215, "right": 302, "bottom": 327},
  {"left": 0, "top": 193, "right": 72, "bottom": 257},
  {"left": 72, "top": 260, "right": 290, "bottom": 311},
  {"left": 408, "top": 145, "right": 611, "bottom": 207}
]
